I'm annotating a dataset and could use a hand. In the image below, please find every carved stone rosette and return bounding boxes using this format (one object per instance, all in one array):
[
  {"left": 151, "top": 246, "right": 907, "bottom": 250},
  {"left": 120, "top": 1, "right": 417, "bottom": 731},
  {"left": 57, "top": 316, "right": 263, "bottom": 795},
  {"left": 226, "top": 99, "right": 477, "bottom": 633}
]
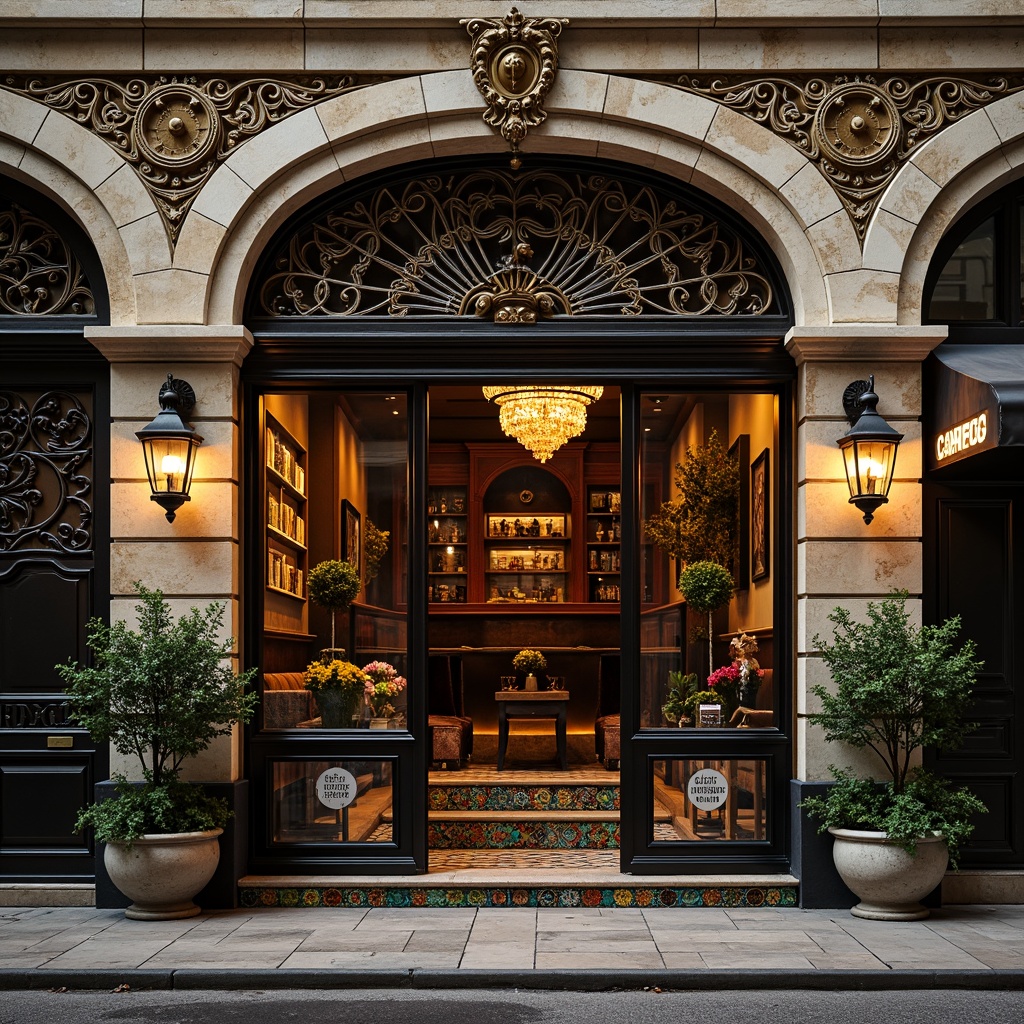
[
  {"left": 1, "top": 74, "right": 375, "bottom": 246},
  {"left": 659, "top": 73, "right": 1024, "bottom": 243},
  {"left": 462, "top": 6, "right": 568, "bottom": 168}
]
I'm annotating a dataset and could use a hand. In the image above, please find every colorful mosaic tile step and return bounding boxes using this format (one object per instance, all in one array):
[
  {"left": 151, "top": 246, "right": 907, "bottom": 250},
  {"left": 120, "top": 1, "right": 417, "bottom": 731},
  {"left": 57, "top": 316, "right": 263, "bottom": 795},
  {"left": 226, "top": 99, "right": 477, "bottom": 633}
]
[
  {"left": 428, "top": 820, "right": 619, "bottom": 850},
  {"left": 239, "top": 884, "right": 798, "bottom": 910},
  {"left": 428, "top": 783, "right": 620, "bottom": 812}
]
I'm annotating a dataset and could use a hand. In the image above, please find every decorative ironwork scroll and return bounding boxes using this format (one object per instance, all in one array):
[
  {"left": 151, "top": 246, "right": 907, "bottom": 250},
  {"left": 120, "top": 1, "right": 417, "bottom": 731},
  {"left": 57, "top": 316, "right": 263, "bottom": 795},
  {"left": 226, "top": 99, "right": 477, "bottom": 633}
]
[
  {"left": 655, "top": 73, "right": 1024, "bottom": 243},
  {"left": 0, "top": 389, "right": 92, "bottom": 552},
  {"left": 255, "top": 168, "right": 776, "bottom": 319},
  {"left": 1, "top": 74, "right": 380, "bottom": 246},
  {"left": 0, "top": 201, "right": 94, "bottom": 315},
  {"left": 462, "top": 6, "right": 568, "bottom": 169}
]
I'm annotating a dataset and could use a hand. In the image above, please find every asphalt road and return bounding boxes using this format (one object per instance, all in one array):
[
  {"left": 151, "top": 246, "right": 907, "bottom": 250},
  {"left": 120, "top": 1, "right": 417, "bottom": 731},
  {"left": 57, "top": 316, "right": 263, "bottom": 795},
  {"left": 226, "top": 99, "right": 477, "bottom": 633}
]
[{"left": 0, "top": 988, "right": 1021, "bottom": 1024}]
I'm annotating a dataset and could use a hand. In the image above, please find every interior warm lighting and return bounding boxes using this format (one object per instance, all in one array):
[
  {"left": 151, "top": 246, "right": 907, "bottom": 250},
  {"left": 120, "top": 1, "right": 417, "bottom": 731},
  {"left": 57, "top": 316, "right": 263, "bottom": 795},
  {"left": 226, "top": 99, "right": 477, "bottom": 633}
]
[{"left": 482, "top": 385, "right": 604, "bottom": 462}]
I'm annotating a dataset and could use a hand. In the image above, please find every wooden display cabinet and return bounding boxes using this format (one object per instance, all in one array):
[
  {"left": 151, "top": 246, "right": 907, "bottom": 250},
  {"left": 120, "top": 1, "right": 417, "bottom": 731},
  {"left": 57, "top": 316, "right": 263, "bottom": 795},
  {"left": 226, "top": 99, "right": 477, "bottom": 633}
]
[{"left": 265, "top": 414, "right": 307, "bottom": 603}]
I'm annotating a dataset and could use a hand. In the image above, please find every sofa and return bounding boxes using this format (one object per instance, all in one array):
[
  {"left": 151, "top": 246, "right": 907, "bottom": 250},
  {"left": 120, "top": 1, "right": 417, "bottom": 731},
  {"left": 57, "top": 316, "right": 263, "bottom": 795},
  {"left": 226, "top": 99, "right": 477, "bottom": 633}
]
[{"left": 263, "top": 671, "right": 317, "bottom": 729}]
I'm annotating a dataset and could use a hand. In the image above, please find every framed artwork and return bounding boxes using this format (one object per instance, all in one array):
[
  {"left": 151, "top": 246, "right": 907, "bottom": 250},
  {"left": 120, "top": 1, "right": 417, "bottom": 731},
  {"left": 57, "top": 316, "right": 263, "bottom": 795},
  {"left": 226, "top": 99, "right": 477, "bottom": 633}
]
[
  {"left": 729, "top": 434, "right": 750, "bottom": 590},
  {"left": 751, "top": 448, "right": 770, "bottom": 582},
  {"left": 341, "top": 499, "right": 361, "bottom": 578}
]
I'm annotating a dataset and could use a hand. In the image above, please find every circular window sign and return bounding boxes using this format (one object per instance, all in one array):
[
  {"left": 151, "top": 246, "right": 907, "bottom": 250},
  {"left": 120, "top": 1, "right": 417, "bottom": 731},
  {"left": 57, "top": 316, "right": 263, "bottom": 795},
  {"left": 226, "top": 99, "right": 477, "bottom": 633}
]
[
  {"left": 315, "top": 767, "right": 358, "bottom": 809},
  {"left": 686, "top": 767, "right": 729, "bottom": 811}
]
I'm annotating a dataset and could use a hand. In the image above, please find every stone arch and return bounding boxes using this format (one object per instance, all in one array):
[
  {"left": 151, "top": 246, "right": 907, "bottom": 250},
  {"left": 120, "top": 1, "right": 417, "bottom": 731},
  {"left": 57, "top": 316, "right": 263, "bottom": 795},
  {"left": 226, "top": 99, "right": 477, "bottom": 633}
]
[
  {"left": 866, "top": 92, "right": 1024, "bottom": 325},
  {"left": 194, "top": 71, "right": 838, "bottom": 327},
  {"left": 0, "top": 89, "right": 163, "bottom": 325}
]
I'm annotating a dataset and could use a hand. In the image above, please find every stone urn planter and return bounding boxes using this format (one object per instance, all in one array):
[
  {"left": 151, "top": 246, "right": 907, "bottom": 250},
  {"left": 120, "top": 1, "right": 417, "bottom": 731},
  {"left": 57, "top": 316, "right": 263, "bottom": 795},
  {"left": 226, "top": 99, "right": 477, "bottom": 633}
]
[
  {"left": 105, "top": 828, "right": 223, "bottom": 920},
  {"left": 829, "top": 827, "right": 949, "bottom": 921}
]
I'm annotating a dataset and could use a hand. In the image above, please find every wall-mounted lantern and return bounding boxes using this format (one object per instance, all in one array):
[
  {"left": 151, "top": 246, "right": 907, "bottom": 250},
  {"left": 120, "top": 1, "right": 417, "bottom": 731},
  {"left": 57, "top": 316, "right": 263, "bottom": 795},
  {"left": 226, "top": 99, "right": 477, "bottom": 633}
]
[
  {"left": 136, "top": 373, "right": 203, "bottom": 523},
  {"left": 838, "top": 374, "right": 903, "bottom": 525}
]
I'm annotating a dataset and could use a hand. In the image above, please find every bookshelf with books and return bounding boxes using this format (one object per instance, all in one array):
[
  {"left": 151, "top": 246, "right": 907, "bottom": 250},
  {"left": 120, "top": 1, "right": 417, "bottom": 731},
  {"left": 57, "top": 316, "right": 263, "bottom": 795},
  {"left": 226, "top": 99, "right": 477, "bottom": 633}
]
[{"left": 265, "top": 414, "right": 307, "bottom": 604}]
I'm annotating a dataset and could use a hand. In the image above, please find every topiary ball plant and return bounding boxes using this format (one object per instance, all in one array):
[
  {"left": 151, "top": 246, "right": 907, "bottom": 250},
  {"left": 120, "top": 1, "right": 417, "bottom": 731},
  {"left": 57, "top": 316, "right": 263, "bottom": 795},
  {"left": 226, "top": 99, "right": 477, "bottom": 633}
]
[
  {"left": 678, "top": 560, "right": 734, "bottom": 677},
  {"left": 307, "top": 559, "right": 361, "bottom": 650}
]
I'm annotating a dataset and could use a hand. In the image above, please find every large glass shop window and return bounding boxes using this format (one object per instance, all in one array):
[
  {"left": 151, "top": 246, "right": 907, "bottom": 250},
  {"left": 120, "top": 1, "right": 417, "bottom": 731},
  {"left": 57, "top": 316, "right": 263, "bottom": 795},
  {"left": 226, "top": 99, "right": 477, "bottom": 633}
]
[
  {"left": 639, "top": 391, "right": 776, "bottom": 731},
  {"left": 262, "top": 392, "right": 409, "bottom": 732}
]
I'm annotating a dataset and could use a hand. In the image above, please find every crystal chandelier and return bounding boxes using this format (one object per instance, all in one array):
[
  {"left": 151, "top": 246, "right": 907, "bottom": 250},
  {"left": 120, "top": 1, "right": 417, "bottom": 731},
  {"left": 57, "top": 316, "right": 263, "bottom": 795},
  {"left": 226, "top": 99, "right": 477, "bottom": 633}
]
[{"left": 482, "top": 385, "right": 604, "bottom": 462}]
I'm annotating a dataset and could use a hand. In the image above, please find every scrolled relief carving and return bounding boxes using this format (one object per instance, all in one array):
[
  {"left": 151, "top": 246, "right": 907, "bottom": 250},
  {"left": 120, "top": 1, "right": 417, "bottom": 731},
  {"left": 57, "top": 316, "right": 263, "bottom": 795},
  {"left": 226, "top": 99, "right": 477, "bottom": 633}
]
[
  {"left": 462, "top": 6, "right": 568, "bottom": 169},
  {"left": 1, "top": 74, "right": 376, "bottom": 246},
  {"left": 658, "top": 73, "right": 1024, "bottom": 242},
  {"left": 0, "top": 389, "right": 93, "bottom": 553}
]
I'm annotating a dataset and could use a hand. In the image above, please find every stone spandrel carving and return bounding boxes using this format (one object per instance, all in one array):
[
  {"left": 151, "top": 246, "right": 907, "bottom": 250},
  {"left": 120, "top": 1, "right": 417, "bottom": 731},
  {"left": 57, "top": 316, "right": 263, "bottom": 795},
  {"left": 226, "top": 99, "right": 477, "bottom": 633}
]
[
  {"left": 1, "top": 74, "right": 381, "bottom": 247},
  {"left": 657, "top": 73, "right": 1024, "bottom": 243},
  {"left": 462, "top": 6, "right": 568, "bottom": 168}
]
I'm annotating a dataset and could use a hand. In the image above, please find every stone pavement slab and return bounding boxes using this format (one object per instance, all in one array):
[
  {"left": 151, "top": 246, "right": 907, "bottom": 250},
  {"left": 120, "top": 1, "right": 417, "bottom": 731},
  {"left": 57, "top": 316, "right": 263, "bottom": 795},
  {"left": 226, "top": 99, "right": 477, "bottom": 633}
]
[{"left": 0, "top": 905, "right": 1022, "bottom": 989}]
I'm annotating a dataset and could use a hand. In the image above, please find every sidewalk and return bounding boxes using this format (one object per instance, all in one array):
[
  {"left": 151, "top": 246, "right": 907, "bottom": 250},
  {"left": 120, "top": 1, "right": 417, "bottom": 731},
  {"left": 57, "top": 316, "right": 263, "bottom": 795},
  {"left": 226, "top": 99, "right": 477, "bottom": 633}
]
[{"left": 1, "top": 904, "right": 1023, "bottom": 991}]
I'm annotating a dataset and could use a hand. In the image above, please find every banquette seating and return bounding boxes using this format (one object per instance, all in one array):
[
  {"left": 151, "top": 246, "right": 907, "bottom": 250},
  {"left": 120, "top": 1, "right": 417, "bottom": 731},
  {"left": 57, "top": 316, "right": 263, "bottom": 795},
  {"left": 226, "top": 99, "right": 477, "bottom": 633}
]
[
  {"left": 428, "top": 653, "right": 473, "bottom": 769},
  {"left": 262, "top": 671, "right": 317, "bottom": 729}
]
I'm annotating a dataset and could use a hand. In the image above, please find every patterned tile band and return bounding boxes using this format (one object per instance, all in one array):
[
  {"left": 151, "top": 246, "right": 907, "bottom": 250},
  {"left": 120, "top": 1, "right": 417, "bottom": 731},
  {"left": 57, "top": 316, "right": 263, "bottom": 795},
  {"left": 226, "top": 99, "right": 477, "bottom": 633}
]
[
  {"left": 428, "top": 785, "right": 620, "bottom": 811},
  {"left": 240, "top": 885, "right": 797, "bottom": 909},
  {"left": 428, "top": 821, "right": 619, "bottom": 849}
]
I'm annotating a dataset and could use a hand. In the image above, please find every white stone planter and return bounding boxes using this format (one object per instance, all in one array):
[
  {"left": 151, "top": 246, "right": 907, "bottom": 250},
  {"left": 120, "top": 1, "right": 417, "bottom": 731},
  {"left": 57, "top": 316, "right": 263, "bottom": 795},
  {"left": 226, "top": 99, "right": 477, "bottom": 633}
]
[
  {"left": 104, "top": 829, "right": 223, "bottom": 920},
  {"left": 829, "top": 827, "right": 948, "bottom": 921}
]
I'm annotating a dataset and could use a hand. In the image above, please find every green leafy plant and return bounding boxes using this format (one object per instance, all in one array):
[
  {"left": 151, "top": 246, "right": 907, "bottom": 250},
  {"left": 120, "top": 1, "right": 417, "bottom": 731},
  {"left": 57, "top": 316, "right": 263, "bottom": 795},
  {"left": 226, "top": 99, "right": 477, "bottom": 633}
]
[
  {"left": 800, "top": 591, "right": 986, "bottom": 866},
  {"left": 363, "top": 518, "right": 390, "bottom": 582},
  {"left": 512, "top": 649, "right": 547, "bottom": 674},
  {"left": 678, "top": 559, "right": 735, "bottom": 676},
  {"left": 643, "top": 429, "right": 740, "bottom": 568},
  {"left": 57, "top": 584, "right": 258, "bottom": 845},
  {"left": 662, "top": 670, "right": 699, "bottom": 723},
  {"left": 307, "top": 559, "right": 362, "bottom": 649}
]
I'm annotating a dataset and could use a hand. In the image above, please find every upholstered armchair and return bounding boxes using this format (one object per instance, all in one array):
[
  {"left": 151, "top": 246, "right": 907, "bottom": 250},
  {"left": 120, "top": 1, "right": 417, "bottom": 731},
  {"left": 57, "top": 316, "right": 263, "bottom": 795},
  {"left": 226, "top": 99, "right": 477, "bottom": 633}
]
[
  {"left": 594, "top": 653, "right": 621, "bottom": 770},
  {"left": 428, "top": 654, "right": 473, "bottom": 769}
]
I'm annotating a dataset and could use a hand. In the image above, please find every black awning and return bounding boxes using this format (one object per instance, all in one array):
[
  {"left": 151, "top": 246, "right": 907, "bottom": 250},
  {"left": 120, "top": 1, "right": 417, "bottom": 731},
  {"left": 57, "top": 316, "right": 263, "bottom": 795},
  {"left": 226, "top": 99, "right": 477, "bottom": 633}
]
[{"left": 926, "top": 345, "right": 1024, "bottom": 472}]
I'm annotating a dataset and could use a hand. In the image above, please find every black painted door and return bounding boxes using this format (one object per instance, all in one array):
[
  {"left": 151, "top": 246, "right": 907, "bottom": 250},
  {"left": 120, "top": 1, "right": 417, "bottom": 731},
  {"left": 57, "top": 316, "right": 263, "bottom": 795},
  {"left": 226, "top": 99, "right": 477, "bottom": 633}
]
[
  {"left": 0, "top": 367, "right": 109, "bottom": 883},
  {"left": 925, "top": 484, "right": 1024, "bottom": 867}
]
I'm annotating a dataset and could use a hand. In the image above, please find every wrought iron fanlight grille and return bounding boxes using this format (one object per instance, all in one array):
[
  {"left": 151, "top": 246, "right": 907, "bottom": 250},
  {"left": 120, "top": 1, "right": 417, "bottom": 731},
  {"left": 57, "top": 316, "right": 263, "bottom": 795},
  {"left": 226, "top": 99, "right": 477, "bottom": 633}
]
[{"left": 254, "top": 168, "right": 778, "bottom": 319}]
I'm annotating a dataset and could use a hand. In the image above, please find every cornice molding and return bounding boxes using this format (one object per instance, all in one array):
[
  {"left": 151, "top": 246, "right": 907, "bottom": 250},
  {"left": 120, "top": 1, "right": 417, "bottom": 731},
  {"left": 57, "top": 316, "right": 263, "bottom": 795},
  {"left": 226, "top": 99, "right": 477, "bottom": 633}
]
[
  {"left": 785, "top": 325, "right": 948, "bottom": 365},
  {"left": 85, "top": 325, "right": 254, "bottom": 366}
]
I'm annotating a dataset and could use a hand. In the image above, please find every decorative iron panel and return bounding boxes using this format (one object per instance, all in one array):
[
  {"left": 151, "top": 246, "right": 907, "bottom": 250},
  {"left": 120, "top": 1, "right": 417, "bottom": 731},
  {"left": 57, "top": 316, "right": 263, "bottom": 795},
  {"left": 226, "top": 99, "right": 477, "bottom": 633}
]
[
  {"left": 0, "top": 389, "right": 93, "bottom": 552},
  {"left": 0, "top": 201, "right": 94, "bottom": 316},
  {"left": 255, "top": 168, "right": 777, "bottom": 319}
]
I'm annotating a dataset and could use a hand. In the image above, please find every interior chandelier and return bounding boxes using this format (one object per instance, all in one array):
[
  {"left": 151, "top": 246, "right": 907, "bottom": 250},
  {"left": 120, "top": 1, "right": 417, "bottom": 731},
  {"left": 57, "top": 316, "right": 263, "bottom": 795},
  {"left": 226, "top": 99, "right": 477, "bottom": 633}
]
[{"left": 482, "top": 385, "right": 604, "bottom": 463}]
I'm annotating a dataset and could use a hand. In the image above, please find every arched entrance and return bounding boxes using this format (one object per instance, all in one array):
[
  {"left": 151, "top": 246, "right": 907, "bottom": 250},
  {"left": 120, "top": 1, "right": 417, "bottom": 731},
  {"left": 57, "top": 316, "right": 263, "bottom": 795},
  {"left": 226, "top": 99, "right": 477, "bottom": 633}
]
[{"left": 241, "top": 155, "right": 796, "bottom": 897}]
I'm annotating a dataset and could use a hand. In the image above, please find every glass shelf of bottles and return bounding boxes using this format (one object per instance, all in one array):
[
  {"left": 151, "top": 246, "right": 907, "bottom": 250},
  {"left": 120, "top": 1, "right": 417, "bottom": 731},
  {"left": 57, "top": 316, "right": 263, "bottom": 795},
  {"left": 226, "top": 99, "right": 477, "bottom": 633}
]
[
  {"left": 427, "top": 487, "right": 467, "bottom": 603},
  {"left": 484, "top": 513, "right": 569, "bottom": 604},
  {"left": 587, "top": 488, "right": 621, "bottom": 603}
]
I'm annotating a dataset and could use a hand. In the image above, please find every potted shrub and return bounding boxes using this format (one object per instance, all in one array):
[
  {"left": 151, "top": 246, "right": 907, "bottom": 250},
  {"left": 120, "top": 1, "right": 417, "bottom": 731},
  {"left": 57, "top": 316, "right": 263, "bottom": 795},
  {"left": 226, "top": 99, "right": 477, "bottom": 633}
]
[
  {"left": 801, "top": 591, "right": 986, "bottom": 920},
  {"left": 307, "top": 558, "right": 361, "bottom": 658},
  {"left": 678, "top": 559, "right": 734, "bottom": 677},
  {"left": 662, "top": 670, "right": 699, "bottom": 725},
  {"left": 57, "top": 584, "right": 258, "bottom": 920}
]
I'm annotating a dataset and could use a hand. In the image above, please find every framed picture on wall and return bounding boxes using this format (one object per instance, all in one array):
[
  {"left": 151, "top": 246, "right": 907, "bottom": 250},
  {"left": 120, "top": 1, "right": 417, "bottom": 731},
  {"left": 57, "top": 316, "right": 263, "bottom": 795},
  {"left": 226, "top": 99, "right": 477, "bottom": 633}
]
[
  {"left": 751, "top": 448, "right": 770, "bottom": 582},
  {"left": 729, "top": 434, "right": 750, "bottom": 590},
  {"left": 341, "top": 499, "right": 361, "bottom": 578}
]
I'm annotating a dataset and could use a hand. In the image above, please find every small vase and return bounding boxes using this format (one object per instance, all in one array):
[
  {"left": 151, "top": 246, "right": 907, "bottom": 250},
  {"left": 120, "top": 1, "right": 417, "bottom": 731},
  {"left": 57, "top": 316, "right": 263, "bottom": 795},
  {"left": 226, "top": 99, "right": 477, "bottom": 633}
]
[
  {"left": 525, "top": 673, "right": 538, "bottom": 691},
  {"left": 318, "top": 690, "right": 358, "bottom": 728}
]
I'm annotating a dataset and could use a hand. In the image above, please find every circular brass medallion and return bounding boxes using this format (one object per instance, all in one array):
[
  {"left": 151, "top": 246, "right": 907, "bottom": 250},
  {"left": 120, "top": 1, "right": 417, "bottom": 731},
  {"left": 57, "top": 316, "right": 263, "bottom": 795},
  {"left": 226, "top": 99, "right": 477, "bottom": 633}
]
[
  {"left": 135, "top": 86, "right": 218, "bottom": 166},
  {"left": 490, "top": 44, "right": 540, "bottom": 98},
  {"left": 815, "top": 84, "right": 899, "bottom": 165},
  {"left": 519, "top": 489, "right": 534, "bottom": 504}
]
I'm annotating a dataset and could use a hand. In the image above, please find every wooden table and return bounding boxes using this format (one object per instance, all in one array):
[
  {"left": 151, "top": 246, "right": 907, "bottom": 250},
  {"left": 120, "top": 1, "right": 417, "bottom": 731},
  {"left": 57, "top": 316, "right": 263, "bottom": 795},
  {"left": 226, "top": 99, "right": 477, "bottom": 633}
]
[{"left": 495, "top": 690, "right": 570, "bottom": 771}]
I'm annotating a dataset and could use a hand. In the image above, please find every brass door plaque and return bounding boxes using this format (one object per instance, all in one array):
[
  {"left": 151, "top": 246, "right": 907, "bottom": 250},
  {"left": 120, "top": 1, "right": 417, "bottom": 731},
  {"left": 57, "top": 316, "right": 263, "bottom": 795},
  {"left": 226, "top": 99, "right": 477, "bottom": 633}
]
[{"left": 47, "top": 736, "right": 74, "bottom": 748}]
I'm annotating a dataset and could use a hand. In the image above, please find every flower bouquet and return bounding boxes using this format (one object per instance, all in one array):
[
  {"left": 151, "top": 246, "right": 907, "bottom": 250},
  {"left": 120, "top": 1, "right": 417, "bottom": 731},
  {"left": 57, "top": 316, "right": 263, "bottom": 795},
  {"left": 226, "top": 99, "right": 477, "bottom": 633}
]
[
  {"left": 304, "top": 658, "right": 367, "bottom": 728},
  {"left": 512, "top": 649, "right": 546, "bottom": 691},
  {"left": 362, "top": 660, "right": 407, "bottom": 724}
]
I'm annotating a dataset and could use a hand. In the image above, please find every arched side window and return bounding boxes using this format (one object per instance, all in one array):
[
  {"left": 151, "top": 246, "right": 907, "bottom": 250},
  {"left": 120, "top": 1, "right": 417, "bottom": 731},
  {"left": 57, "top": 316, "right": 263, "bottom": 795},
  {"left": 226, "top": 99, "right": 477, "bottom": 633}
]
[
  {"left": 925, "top": 180, "right": 1024, "bottom": 341},
  {"left": 247, "top": 157, "right": 791, "bottom": 326}
]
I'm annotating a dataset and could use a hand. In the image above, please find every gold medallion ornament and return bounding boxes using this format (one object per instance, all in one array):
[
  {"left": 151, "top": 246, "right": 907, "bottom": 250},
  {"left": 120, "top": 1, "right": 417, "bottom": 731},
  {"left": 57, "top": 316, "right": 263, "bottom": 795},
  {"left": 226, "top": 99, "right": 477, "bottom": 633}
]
[
  {"left": 135, "top": 86, "right": 218, "bottom": 166},
  {"left": 815, "top": 84, "right": 898, "bottom": 165},
  {"left": 462, "top": 7, "right": 568, "bottom": 169}
]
